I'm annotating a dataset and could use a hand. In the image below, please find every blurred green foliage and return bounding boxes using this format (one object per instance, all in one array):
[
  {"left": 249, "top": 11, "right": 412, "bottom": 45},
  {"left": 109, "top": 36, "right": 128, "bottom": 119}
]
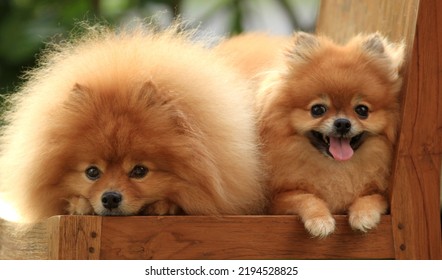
[
  {"left": 0, "top": 0, "right": 176, "bottom": 94},
  {"left": 0, "top": 0, "right": 316, "bottom": 95}
]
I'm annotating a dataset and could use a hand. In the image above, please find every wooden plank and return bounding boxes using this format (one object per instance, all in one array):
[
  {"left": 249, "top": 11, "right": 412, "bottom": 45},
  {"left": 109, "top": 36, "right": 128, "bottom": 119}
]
[
  {"left": 99, "top": 215, "right": 394, "bottom": 260},
  {"left": 317, "top": 0, "right": 419, "bottom": 48},
  {"left": 47, "top": 215, "right": 102, "bottom": 260},
  {"left": 0, "top": 219, "right": 48, "bottom": 259},
  {"left": 390, "top": 0, "right": 442, "bottom": 260}
]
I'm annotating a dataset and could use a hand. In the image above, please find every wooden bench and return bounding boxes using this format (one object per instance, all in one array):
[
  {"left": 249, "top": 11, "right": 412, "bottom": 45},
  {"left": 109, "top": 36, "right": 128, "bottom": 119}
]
[{"left": 0, "top": 0, "right": 440, "bottom": 260}]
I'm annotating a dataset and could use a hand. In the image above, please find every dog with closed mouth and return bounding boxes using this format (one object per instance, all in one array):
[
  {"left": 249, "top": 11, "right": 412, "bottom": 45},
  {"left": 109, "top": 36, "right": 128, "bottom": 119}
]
[{"left": 0, "top": 23, "right": 267, "bottom": 224}]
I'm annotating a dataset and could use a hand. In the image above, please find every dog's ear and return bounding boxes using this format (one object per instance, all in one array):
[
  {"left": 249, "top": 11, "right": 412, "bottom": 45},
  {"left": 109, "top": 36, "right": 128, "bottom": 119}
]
[
  {"left": 64, "top": 83, "right": 92, "bottom": 111},
  {"left": 140, "top": 81, "right": 200, "bottom": 136},
  {"left": 139, "top": 80, "right": 170, "bottom": 107},
  {"left": 360, "top": 33, "right": 405, "bottom": 72},
  {"left": 361, "top": 33, "right": 385, "bottom": 54},
  {"left": 286, "top": 32, "right": 321, "bottom": 63},
  {"left": 72, "top": 83, "right": 90, "bottom": 94},
  {"left": 385, "top": 41, "right": 405, "bottom": 72}
]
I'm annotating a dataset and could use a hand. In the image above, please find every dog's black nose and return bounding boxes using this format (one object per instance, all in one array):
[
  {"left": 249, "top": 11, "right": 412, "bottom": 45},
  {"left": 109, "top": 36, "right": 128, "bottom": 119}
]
[
  {"left": 101, "top": 191, "right": 122, "bottom": 210},
  {"left": 334, "top": 118, "right": 351, "bottom": 135}
]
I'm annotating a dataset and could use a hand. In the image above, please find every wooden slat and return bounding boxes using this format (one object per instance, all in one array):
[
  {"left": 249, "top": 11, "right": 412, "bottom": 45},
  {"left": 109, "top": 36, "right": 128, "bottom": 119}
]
[
  {"left": 316, "top": 0, "right": 419, "bottom": 48},
  {"left": 47, "top": 215, "right": 102, "bottom": 260},
  {"left": 1, "top": 215, "right": 394, "bottom": 260},
  {"left": 99, "top": 215, "right": 394, "bottom": 260},
  {"left": 0, "top": 219, "right": 48, "bottom": 260},
  {"left": 390, "top": 0, "right": 442, "bottom": 260}
]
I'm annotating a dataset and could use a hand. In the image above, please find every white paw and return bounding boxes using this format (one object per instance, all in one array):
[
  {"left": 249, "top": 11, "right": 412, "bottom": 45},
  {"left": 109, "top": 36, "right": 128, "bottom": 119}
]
[
  {"left": 304, "top": 215, "right": 336, "bottom": 238},
  {"left": 349, "top": 210, "right": 381, "bottom": 232}
]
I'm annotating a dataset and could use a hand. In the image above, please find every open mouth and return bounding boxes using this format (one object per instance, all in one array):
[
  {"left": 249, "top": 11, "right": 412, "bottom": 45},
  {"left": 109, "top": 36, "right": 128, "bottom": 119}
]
[{"left": 308, "top": 130, "right": 365, "bottom": 161}]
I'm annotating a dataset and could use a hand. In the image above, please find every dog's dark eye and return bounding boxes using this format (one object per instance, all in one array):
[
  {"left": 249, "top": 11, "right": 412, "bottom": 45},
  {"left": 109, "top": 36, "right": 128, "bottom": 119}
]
[
  {"left": 85, "top": 166, "right": 101, "bottom": 181},
  {"left": 129, "top": 165, "right": 149, "bottom": 179},
  {"left": 311, "top": 104, "right": 327, "bottom": 117},
  {"left": 355, "top": 105, "right": 369, "bottom": 119}
]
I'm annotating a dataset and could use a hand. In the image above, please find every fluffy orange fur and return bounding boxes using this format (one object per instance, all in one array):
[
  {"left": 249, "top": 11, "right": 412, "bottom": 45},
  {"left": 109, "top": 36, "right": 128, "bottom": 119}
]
[
  {"left": 217, "top": 32, "right": 404, "bottom": 237},
  {"left": 0, "top": 23, "right": 267, "bottom": 224},
  {"left": 215, "top": 33, "right": 290, "bottom": 81}
]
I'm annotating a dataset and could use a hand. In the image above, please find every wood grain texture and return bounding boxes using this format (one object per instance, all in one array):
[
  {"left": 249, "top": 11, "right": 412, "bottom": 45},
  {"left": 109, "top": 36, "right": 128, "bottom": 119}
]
[
  {"left": 99, "top": 215, "right": 394, "bottom": 260},
  {"left": 47, "top": 215, "right": 102, "bottom": 260},
  {"left": 390, "top": 0, "right": 442, "bottom": 260},
  {"left": 1, "top": 215, "right": 393, "bottom": 260},
  {"left": 317, "top": 0, "right": 419, "bottom": 48},
  {"left": 0, "top": 219, "right": 48, "bottom": 259}
]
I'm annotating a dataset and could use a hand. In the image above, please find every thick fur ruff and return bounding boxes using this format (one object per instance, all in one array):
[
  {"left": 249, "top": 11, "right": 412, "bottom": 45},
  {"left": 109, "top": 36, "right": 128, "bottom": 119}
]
[
  {"left": 0, "top": 23, "right": 267, "bottom": 223},
  {"left": 217, "top": 32, "right": 404, "bottom": 237}
]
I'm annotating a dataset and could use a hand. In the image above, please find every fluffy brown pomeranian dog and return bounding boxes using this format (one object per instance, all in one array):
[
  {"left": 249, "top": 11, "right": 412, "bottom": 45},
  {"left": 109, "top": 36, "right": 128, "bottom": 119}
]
[
  {"left": 217, "top": 32, "right": 404, "bottom": 238},
  {"left": 0, "top": 22, "right": 267, "bottom": 224}
]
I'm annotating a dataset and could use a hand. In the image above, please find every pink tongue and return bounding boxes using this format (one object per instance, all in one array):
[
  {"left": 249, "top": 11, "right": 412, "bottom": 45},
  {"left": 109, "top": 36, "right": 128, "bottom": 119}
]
[{"left": 329, "top": 137, "right": 354, "bottom": 161}]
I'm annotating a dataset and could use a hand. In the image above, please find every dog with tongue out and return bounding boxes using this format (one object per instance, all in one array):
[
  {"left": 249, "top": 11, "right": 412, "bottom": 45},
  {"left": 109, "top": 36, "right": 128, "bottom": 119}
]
[{"left": 252, "top": 32, "right": 405, "bottom": 238}]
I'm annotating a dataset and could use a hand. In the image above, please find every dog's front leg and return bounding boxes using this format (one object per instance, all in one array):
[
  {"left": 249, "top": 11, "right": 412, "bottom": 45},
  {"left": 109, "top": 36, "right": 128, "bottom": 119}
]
[
  {"left": 271, "top": 190, "right": 335, "bottom": 238},
  {"left": 66, "top": 196, "right": 94, "bottom": 215},
  {"left": 348, "top": 193, "right": 388, "bottom": 232}
]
